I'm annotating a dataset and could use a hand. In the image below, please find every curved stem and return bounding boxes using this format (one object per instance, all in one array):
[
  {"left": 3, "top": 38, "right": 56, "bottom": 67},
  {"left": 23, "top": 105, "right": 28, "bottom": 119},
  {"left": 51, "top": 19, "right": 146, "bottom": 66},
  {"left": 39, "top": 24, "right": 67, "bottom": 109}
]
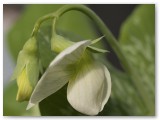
[
  {"left": 31, "top": 13, "right": 57, "bottom": 37},
  {"left": 52, "top": 18, "right": 57, "bottom": 36},
  {"left": 54, "top": 5, "right": 153, "bottom": 114}
]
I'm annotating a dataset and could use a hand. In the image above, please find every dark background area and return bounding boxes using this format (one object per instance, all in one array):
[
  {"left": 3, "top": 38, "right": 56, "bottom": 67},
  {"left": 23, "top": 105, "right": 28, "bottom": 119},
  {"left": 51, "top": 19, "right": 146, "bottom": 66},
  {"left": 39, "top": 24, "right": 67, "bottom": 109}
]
[
  {"left": 89, "top": 4, "right": 137, "bottom": 38},
  {"left": 89, "top": 4, "right": 137, "bottom": 70}
]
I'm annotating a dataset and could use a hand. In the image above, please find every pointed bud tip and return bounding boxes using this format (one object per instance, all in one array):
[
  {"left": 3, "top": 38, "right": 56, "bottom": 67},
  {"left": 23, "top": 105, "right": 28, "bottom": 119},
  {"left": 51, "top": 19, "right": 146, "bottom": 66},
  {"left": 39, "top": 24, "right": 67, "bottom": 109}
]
[{"left": 26, "top": 102, "right": 35, "bottom": 110}]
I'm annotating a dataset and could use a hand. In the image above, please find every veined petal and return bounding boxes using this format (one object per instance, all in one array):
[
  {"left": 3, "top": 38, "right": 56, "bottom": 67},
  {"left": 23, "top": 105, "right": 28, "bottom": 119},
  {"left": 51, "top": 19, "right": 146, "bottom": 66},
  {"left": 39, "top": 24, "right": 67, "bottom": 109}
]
[
  {"left": 67, "top": 62, "right": 111, "bottom": 115},
  {"left": 27, "top": 40, "right": 91, "bottom": 110}
]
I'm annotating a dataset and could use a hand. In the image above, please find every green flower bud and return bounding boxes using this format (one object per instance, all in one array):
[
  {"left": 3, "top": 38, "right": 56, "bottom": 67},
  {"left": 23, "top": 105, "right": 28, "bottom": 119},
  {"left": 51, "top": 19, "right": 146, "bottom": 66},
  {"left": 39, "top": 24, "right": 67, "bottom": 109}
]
[
  {"left": 51, "top": 34, "right": 108, "bottom": 54},
  {"left": 51, "top": 34, "right": 74, "bottom": 53},
  {"left": 11, "top": 37, "right": 39, "bottom": 102},
  {"left": 23, "top": 37, "right": 38, "bottom": 53}
]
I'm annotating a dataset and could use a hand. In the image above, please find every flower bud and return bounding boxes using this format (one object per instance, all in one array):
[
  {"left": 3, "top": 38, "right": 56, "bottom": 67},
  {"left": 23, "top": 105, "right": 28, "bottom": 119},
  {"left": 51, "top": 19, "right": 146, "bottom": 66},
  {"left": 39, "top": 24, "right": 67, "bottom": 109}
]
[
  {"left": 11, "top": 37, "right": 39, "bottom": 102},
  {"left": 23, "top": 37, "right": 38, "bottom": 53},
  {"left": 51, "top": 35, "right": 108, "bottom": 54},
  {"left": 51, "top": 34, "right": 73, "bottom": 53}
]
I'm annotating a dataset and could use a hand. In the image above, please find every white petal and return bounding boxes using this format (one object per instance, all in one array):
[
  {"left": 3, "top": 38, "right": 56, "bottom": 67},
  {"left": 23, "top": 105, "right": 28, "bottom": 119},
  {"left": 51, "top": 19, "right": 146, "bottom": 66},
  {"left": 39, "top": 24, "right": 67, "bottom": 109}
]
[
  {"left": 27, "top": 40, "right": 91, "bottom": 110},
  {"left": 67, "top": 62, "right": 111, "bottom": 115},
  {"left": 100, "top": 65, "right": 111, "bottom": 111}
]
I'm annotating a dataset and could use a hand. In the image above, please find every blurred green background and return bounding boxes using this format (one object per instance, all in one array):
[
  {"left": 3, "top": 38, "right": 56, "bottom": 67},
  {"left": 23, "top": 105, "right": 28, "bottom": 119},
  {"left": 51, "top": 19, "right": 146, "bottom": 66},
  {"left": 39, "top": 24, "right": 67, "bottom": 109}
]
[{"left": 3, "top": 4, "right": 155, "bottom": 116}]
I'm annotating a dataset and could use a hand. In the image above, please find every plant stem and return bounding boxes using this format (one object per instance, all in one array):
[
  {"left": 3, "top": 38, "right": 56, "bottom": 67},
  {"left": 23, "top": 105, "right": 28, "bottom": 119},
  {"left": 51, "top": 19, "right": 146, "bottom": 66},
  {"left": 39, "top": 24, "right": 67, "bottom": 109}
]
[
  {"left": 55, "top": 4, "right": 154, "bottom": 114},
  {"left": 31, "top": 13, "right": 57, "bottom": 37}
]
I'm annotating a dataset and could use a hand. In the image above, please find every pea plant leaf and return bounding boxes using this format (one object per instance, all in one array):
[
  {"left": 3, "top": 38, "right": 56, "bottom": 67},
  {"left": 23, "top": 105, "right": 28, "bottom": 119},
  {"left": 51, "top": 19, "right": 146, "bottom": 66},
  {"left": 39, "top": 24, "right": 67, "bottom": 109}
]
[{"left": 118, "top": 4, "right": 155, "bottom": 115}]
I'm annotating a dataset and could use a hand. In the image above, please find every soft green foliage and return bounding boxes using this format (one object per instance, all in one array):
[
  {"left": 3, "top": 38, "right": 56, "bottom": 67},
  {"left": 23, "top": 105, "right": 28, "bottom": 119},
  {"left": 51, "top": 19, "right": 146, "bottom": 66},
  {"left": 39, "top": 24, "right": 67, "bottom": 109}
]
[
  {"left": 3, "top": 81, "right": 40, "bottom": 116},
  {"left": 4, "top": 4, "right": 155, "bottom": 116},
  {"left": 119, "top": 4, "right": 155, "bottom": 115},
  {"left": 36, "top": 26, "right": 56, "bottom": 69}
]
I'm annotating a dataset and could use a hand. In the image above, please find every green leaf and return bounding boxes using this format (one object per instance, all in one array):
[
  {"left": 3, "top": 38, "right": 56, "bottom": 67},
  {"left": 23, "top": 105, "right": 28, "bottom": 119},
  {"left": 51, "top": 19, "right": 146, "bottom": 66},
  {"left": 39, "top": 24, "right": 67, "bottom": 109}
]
[
  {"left": 119, "top": 4, "right": 155, "bottom": 115},
  {"left": 3, "top": 81, "right": 40, "bottom": 116},
  {"left": 37, "top": 25, "right": 56, "bottom": 69},
  {"left": 98, "top": 59, "right": 145, "bottom": 116}
]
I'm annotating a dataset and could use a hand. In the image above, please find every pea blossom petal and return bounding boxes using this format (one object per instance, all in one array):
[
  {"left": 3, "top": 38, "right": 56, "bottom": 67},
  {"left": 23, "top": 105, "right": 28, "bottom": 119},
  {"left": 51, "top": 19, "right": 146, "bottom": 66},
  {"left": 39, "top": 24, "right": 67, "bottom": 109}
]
[
  {"left": 67, "top": 62, "right": 111, "bottom": 115},
  {"left": 27, "top": 40, "right": 91, "bottom": 110},
  {"left": 27, "top": 39, "right": 111, "bottom": 115}
]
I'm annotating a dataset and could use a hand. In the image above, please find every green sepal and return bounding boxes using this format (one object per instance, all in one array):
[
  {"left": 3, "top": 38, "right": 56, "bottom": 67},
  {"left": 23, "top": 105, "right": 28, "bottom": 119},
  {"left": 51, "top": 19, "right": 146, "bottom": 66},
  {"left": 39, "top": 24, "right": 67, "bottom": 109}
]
[
  {"left": 51, "top": 35, "right": 108, "bottom": 54},
  {"left": 23, "top": 37, "right": 38, "bottom": 53},
  {"left": 87, "top": 46, "right": 109, "bottom": 53},
  {"left": 10, "top": 51, "right": 28, "bottom": 81},
  {"left": 26, "top": 55, "right": 39, "bottom": 87},
  {"left": 87, "top": 36, "right": 108, "bottom": 53},
  {"left": 91, "top": 36, "right": 104, "bottom": 45},
  {"left": 51, "top": 34, "right": 74, "bottom": 53}
]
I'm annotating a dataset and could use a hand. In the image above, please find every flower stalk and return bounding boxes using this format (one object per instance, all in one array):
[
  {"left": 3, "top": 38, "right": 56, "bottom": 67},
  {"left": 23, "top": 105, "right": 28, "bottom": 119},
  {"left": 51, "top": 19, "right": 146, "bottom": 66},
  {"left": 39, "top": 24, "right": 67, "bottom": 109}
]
[{"left": 31, "top": 13, "right": 57, "bottom": 37}]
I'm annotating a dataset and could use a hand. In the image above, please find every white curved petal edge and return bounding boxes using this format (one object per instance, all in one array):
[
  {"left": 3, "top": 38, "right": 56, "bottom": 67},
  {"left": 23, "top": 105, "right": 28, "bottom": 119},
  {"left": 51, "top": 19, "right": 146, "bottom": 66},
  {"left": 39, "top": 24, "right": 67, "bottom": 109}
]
[
  {"left": 67, "top": 62, "right": 111, "bottom": 115},
  {"left": 100, "top": 65, "right": 111, "bottom": 111},
  {"left": 27, "top": 40, "right": 91, "bottom": 110}
]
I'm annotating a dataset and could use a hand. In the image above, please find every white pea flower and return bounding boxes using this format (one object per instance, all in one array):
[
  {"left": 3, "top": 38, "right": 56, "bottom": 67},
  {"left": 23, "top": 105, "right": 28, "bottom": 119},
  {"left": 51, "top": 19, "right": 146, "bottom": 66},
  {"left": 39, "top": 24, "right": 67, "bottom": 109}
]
[{"left": 27, "top": 39, "right": 111, "bottom": 115}]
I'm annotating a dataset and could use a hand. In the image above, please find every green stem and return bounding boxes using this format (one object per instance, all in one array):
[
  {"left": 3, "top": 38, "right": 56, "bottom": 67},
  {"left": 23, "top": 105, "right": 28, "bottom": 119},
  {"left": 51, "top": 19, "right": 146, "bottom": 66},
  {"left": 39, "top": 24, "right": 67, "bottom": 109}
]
[
  {"left": 54, "top": 4, "right": 153, "bottom": 114},
  {"left": 52, "top": 18, "right": 58, "bottom": 36},
  {"left": 31, "top": 13, "right": 57, "bottom": 37}
]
